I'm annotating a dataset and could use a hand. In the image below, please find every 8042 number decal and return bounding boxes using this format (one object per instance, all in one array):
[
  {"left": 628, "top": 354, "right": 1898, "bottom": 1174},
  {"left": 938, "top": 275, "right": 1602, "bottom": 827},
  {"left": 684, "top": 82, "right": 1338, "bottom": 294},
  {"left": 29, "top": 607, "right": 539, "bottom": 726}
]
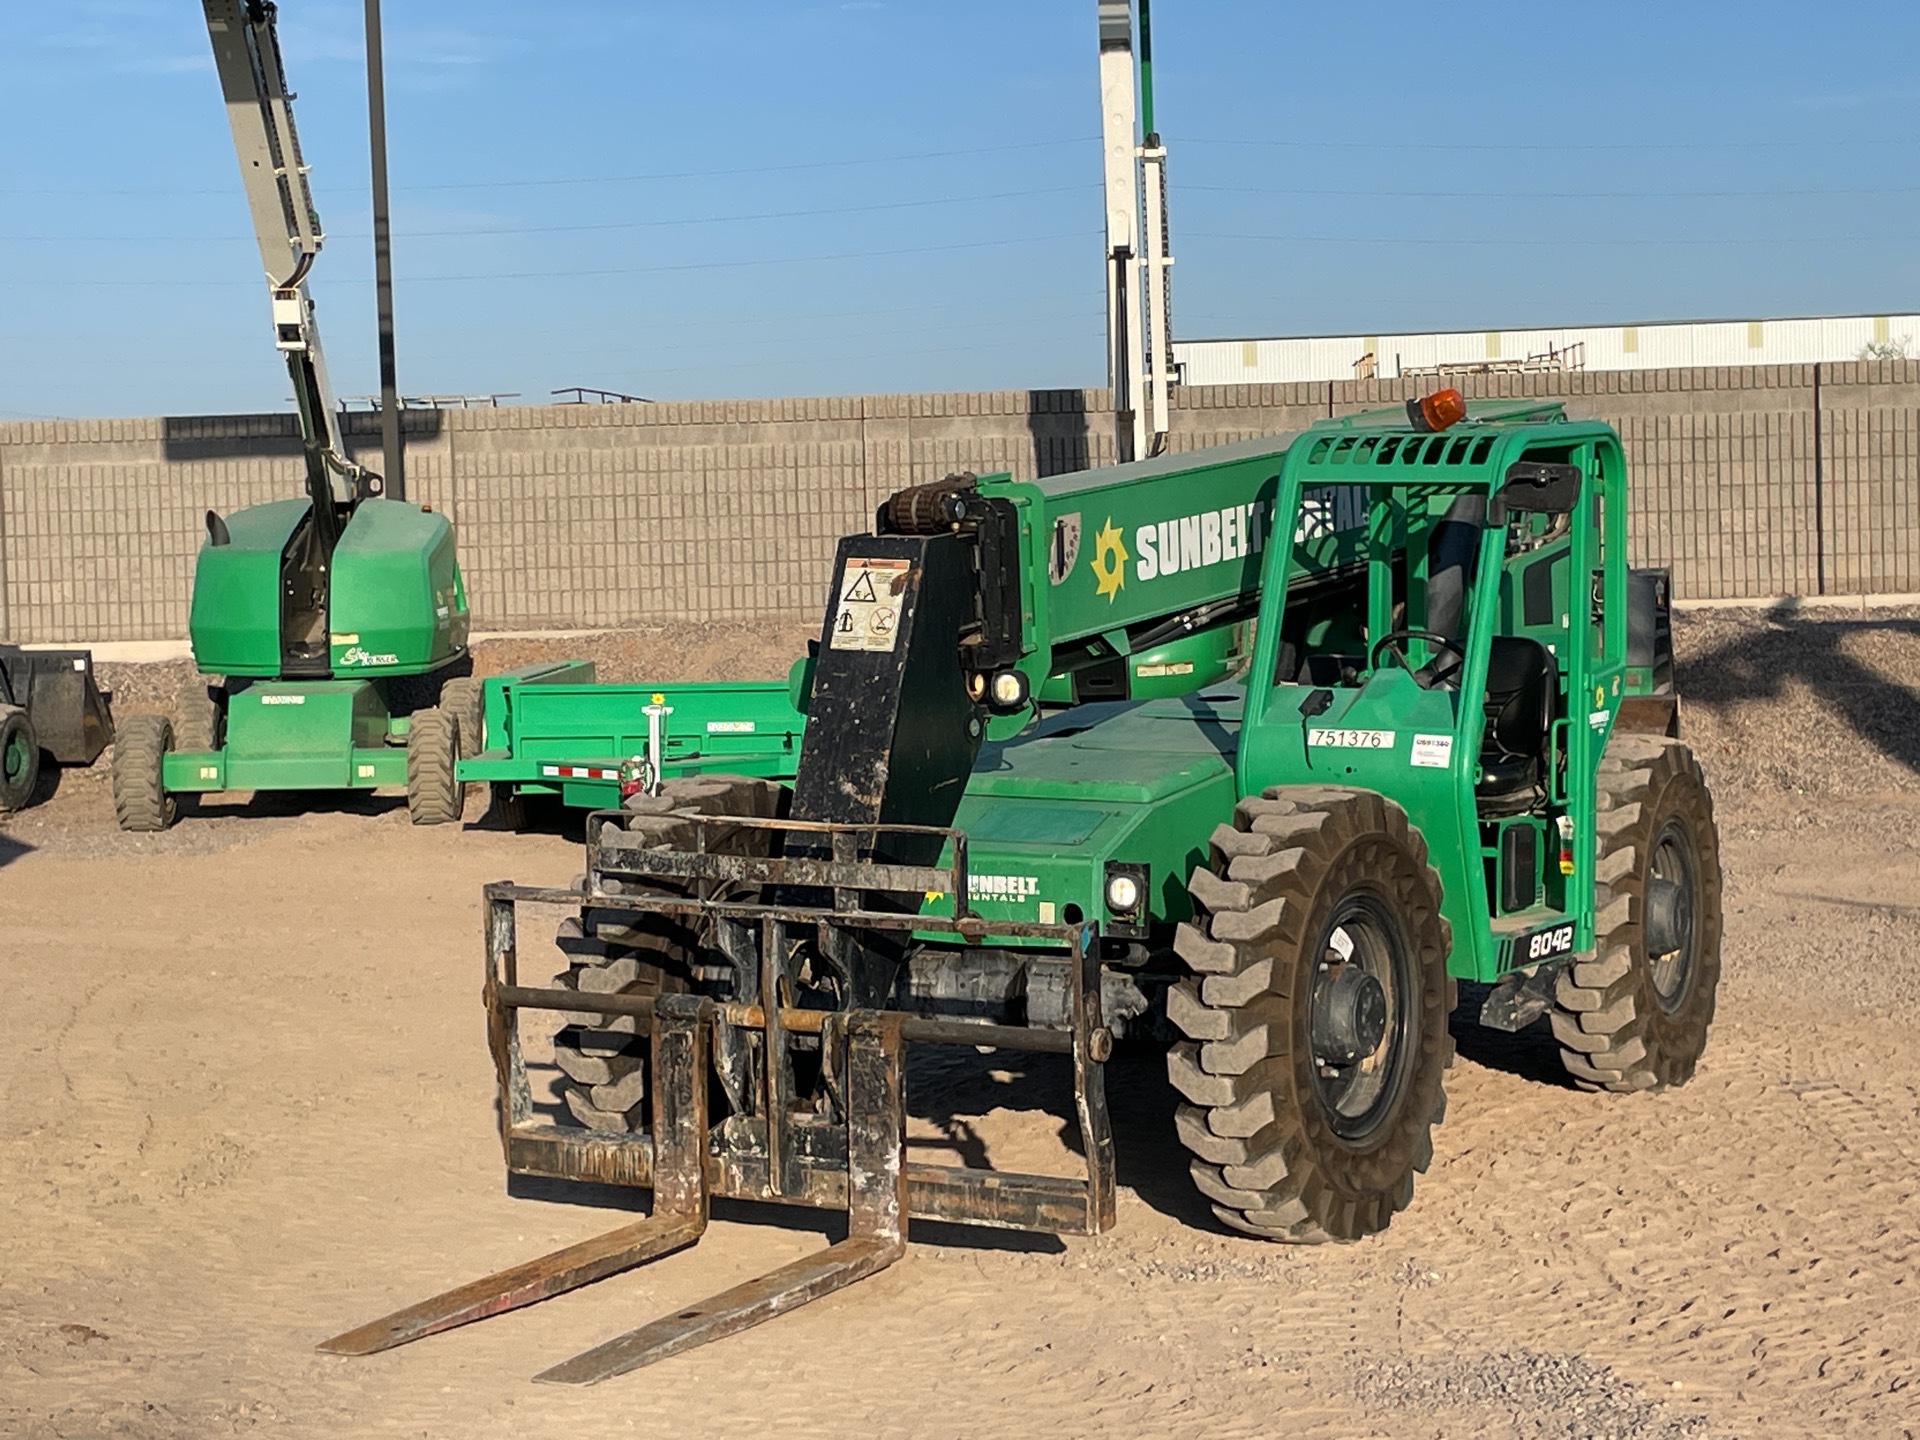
[{"left": 1519, "top": 921, "right": 1576, "bottom": 963}]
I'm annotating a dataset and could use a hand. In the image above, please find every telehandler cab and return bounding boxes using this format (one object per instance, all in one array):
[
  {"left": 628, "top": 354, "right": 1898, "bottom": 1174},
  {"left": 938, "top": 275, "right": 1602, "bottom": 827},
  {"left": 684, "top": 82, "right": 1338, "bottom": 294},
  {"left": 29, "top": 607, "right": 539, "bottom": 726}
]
[{"left": 325, "top": 393, "right": 1718, "bottom": 1382}]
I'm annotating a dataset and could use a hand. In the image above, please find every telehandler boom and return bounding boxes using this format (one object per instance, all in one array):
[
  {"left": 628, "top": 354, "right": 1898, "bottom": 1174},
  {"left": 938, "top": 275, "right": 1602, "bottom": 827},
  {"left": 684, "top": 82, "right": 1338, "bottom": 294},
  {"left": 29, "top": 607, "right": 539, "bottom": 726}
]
[{"left": 326, "top": 393, "right": 1717, "bottom": 1382}]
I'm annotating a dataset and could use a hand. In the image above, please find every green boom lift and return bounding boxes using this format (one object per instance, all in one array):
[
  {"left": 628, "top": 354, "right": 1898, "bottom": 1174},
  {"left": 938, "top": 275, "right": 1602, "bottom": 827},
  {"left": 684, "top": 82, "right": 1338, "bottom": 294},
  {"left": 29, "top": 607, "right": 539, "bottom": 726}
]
[
  {"left": 112, "top": 0, "right": 472, "bottom": 831},
  {"left": 324, "top": 393, "right": 1718, "bottom": 1382}
]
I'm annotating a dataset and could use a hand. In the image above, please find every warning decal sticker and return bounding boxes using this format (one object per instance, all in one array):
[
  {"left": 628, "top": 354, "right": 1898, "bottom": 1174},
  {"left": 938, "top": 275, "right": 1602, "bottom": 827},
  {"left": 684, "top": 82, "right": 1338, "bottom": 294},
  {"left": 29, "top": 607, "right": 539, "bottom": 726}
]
[{"left": 830, "top": 557, "right": 911, "bottom": 653}]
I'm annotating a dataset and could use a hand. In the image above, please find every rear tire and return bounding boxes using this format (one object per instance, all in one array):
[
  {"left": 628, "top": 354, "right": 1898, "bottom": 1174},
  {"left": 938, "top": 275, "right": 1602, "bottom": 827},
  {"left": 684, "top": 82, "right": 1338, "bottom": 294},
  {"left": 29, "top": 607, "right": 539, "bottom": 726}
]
[
  {"left": 1551, "top": 735, "right": 1722, "bottom": 1091},
  {"left": 1167, "top": 786, "right": 1454, "bottom": 1243},
  {"left": 405, "top": 708, "right": 462, "bottom": 825},
  {"left": 0, "top": 706, "right": 41, "bottom": 812},
  {"left": 111, "top": 713, "right": 176, "bottom": 832},
  {"left": 554, "top": 775, "right": 786, "bottom": 1133},
  {"left": 489, "top": 781, "right": 529, "bottom": 832},
  {"left": 439, "top": 676, "right": 484, "bottom": 760},
  {"left": 174, "top": 681, "right": 226, "bottom": 752}
]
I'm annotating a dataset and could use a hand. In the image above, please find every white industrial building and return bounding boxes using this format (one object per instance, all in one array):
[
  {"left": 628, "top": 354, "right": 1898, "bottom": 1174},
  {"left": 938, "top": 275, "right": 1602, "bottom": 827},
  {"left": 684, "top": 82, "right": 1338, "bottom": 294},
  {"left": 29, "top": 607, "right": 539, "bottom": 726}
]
[{"left": 1172, "top": 313, "right": 1920, "bottom": 386}]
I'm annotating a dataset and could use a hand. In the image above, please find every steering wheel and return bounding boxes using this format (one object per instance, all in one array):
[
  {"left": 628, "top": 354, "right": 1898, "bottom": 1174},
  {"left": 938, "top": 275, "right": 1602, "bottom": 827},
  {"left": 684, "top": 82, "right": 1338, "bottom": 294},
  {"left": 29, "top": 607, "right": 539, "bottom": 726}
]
[{"left": 1368, "top": 629, "right": 1466, "bottom": 689}]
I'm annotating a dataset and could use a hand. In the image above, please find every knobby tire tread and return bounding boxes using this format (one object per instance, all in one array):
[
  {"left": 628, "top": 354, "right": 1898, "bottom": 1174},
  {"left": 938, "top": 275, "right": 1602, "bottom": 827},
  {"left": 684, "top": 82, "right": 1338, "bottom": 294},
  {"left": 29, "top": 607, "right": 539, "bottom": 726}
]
[
  {"left": 1549, "top": 736, "right": 1722, "bottom": 1092},
  {"left": 1167, "top": 786, "right": 1454, "bottom": 1244},
  {"left": 111, "top": 713, "right": 175, "bottom": 832}
]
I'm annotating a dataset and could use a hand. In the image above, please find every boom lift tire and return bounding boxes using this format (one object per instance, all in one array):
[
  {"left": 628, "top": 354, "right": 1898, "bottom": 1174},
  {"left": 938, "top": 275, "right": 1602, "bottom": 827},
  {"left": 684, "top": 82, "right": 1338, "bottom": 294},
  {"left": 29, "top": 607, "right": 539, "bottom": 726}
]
[
  {"left": 175, "top": 682, "right": 226, "bottom": 753},
  {"left": 111, "top": 713, "right": 176, "bottom": 832},
  {"left": 439, "top": 676, "right": 483, "bottom": 761},
  {"left": 488, "top": 781, "right": 529, "bottom": 832},
  {"left": 0, "top": 705, "right": 42, "bottom": 812},
  {"left": 1550, "top": 734, "right": 1721, "bottom": 1092},
  {"left": 405, "top": 708, "right": 462, "bottom": 825},
  {"left": 1168, "top": 786, "right": 1454, "bottom": 1243},
  {"left": 553, "top": 775, "right": 785, "bottom": 1133}
]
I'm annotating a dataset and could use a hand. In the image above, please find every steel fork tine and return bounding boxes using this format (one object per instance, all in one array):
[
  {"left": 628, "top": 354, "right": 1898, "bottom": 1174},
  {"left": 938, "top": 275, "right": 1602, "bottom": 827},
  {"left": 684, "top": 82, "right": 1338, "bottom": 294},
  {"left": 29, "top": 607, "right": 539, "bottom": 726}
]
[
  {"left": 531, "top": 1011, "right": 908, "bottom": 1384},
  {"left": 319, "top": 996, "right": 712, "bottom": 1357}
]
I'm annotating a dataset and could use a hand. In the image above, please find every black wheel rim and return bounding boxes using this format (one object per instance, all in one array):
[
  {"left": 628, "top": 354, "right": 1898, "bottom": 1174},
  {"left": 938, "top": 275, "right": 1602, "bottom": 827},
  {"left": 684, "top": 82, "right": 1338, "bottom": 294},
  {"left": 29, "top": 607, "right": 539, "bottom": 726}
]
[
  {"left": 1308, "top": 891, "right": 1414, "bottom": 1144},
  {"left": 1646, "top": 817, "right": 1699, "bottom": 1013}
]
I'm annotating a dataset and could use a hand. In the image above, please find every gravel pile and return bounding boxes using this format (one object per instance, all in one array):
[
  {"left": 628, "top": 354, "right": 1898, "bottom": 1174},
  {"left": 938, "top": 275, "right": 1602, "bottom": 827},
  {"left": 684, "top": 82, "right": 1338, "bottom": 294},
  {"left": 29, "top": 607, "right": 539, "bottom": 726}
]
[
  {"left": 1351, "top": 1348, "right": 1708, "bottom": 1440},
  {"left": 1674, "top": 603, "right": 1920, "bottom": 802}
]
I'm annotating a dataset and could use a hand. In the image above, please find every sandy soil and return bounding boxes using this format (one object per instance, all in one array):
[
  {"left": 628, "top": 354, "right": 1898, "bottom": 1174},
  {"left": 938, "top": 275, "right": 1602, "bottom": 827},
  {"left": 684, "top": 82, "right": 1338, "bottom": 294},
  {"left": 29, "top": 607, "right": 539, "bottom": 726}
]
[{"left": 3, "top": 608, "right": 1918, "bottom": 1440}]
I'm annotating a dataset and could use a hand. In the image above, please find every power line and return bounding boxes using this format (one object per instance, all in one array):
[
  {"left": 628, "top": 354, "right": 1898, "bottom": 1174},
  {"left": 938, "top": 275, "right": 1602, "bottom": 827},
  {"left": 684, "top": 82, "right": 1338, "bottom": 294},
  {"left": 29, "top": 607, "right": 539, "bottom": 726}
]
[
  {"left": 1181, "top": 134, "right": 1920, "bottom": 154},
  {"left": 1188, "top": 230, "right": 1912, "bottom": 249},
  {"left": 0, "top": 230, "right": 1099, "bottom": 287},
  {"left": 401, "top": 305, "right": 1104, "bottom": 366},
  {"left": 18, "top": 177, "right": 1907, "bottom": 245},
  {"left": 0, "top": 185, "right": 1099, "bottom": 245},
  {"left": 0, "top": 136, "right": 1103, "bottom": 199},
  {"left": 1184, "top": 182, "right": 1920, "bottom": 202}
]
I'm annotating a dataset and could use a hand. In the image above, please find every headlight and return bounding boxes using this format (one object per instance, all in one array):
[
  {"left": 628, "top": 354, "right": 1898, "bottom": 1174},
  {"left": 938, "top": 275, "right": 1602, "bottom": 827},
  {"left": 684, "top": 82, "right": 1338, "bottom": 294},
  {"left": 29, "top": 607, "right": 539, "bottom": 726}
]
[
  {"left": 1106, "top": 872, "right": 1141, "bottom": 913},
  {"left": 989, "top": 669, "right": 1029, "bottom": 710}
]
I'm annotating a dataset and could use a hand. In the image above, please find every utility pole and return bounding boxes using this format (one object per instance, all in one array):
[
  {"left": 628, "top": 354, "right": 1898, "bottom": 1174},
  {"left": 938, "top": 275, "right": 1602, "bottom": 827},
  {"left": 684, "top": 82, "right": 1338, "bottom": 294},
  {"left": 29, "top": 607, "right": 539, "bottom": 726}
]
[
  {"left": 1137, "top": 0, "right": 1174, "bottom": 458},
  {"left": 365, "top": 0, "right": 404, "bottom": 500},
  {"left": 1097, "top": 0, "right": 1144, "bottom": 464},
  {"left": 1097, "top": 1, "right": 1176, "bottom": 464}
]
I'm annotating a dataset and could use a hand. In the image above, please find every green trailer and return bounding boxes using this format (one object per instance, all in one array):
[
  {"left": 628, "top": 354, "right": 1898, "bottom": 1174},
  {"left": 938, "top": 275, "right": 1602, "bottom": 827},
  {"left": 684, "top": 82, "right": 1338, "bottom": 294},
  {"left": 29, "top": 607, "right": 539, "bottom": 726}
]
[
  {"left": 457, "top": 662, "right": 808, "bottom": 825},
  {"left": 461, "top": 628, "right": 1255, "bottom": 825}
]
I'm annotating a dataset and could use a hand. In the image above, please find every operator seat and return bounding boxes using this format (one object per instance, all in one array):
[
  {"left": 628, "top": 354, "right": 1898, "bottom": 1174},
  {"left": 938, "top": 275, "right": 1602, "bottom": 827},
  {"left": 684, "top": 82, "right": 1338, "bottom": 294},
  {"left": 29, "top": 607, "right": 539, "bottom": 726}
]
[
  {"left": 1476, "top": 636, "right": 1556, "bottom": 816},
  {"left": 1417, "top": 494, "right": 1487, "bottom": 688}
]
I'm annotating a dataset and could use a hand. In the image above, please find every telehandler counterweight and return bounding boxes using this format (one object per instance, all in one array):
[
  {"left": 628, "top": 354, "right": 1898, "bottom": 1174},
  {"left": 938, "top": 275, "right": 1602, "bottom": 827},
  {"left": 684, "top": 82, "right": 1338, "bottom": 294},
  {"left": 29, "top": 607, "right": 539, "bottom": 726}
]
[{"left": 326, "top": 394, "right": 1719, "bottom": 1381}]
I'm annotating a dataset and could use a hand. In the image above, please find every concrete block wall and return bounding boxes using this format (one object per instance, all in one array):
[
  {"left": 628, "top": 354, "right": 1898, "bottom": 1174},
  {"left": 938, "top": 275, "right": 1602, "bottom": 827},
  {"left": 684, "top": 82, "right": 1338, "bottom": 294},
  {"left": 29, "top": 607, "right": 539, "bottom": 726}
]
[{"left": 1, "top": 362, "right": 1915, "bottom": 643}]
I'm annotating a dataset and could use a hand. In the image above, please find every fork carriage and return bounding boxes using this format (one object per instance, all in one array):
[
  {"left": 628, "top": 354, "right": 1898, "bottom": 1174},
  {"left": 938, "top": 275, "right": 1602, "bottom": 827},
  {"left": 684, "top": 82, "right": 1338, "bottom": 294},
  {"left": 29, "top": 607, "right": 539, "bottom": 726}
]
[{"left": 323, "top": 810, "right": 1118, "bottom": 1384}]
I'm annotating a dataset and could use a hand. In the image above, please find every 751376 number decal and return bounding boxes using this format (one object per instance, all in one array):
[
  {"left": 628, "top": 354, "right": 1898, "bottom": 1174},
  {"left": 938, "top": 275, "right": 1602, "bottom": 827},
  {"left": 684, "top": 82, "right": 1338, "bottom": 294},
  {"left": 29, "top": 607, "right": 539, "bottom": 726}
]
[{"left": 1306, "top": 728, "right": 1396, "bottom": 749}]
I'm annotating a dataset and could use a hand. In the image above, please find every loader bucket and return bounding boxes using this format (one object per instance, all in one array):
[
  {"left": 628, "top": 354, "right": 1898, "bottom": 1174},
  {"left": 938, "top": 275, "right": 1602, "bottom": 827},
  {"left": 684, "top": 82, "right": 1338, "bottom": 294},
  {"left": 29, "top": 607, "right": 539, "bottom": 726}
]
[
  {"left": 322, "top": 812, "right": 1117, "bottom": 1383},
  {"left": 0, "top": 645, "right": 114, "bottom": 765}
]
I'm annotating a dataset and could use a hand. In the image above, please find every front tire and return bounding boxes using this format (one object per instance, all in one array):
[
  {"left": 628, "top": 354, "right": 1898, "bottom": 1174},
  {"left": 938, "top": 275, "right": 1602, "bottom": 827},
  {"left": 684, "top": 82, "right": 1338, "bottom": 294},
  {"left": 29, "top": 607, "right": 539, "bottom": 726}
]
[
  {"left": 1551, "top": 735, "right": 1722, "bottom": 1091},
  {"left": 405, "top": 708, "right": 462, "bottom": 825},
  {"left": 0, "top": 705, "right": 41, "bottom": 812},
  {"left": 1167, "top": 786, "right": 1454, "bottom": 1243},
  {"left": 111, "top": 713, "right": 176, "bottom": 832}
]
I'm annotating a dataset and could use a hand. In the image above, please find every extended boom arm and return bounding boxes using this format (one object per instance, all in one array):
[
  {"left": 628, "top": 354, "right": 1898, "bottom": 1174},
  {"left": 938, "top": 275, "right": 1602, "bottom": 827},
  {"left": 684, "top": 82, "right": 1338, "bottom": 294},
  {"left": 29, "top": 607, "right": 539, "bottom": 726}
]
[{"left": 202, "top": 0, "right": 371, "bottom": 549}]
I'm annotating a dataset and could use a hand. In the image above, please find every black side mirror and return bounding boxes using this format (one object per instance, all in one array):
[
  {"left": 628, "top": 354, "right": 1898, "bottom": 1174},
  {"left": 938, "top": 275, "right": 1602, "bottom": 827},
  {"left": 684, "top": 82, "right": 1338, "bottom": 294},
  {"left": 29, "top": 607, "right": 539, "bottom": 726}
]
[{"left": 1497, "top": 461, "right": 1582, "bottom": 516}]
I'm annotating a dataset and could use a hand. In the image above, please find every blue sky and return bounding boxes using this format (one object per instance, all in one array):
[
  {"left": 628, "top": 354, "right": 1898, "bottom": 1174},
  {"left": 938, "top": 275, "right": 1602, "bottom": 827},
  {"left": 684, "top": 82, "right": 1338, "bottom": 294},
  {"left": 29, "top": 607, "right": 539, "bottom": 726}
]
[{"left": 2, "top": 0, "right": 1917, "bottom": 418}]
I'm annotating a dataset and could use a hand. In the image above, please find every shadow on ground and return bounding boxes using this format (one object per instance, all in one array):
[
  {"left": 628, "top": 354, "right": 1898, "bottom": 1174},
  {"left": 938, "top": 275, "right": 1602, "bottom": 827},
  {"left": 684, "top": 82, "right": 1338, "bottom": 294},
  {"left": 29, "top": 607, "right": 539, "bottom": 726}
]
[{"left": 1679, "top": 602, "right": 1920, "bottom": 782}]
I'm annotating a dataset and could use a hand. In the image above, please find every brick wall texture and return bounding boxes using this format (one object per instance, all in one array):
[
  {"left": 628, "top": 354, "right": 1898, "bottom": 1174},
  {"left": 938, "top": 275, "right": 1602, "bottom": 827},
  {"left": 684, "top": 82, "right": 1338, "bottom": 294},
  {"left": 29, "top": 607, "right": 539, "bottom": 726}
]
[{"left": 1, "top": 362, "right": 1915, "bottom": 642}]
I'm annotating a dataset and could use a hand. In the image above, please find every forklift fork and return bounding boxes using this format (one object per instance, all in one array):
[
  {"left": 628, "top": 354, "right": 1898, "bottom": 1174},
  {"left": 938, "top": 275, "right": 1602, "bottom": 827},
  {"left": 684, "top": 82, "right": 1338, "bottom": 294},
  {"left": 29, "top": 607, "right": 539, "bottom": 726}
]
[
  {"left": 320, "top": 997, "right": 910, "bottom": 1384},
  {"left": 322, "top": 817, "right": 1114, "bottom": 1382}
]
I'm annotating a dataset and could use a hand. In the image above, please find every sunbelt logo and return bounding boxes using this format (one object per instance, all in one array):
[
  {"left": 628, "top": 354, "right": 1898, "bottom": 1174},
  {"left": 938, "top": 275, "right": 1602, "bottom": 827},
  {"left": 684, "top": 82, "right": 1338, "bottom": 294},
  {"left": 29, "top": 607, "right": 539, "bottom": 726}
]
[
  {"left": 1135, "top": 501, "right": 1271, "bottom": 583},
  {"left": 1087, "top": 485, "right": 1365, "bottom": 603}
]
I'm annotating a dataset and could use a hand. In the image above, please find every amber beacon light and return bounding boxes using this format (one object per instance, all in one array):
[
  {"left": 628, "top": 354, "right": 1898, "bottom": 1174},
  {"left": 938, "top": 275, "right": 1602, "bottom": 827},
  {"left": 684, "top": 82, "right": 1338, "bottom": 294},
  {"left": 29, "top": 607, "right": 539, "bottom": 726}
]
[{"left": 1406, "top": 387, "right": 1467, "bottom": 433}]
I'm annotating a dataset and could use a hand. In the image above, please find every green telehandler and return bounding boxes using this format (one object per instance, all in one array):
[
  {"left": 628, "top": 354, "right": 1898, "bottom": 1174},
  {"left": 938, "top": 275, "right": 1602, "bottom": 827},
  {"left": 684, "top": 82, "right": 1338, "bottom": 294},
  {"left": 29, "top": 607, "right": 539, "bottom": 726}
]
[
  {"left": 112, "top": 0, "right": 473, "bottom": 832},
  {"left": 324, "top": 391, "right": 1717, "bottom": 1382}
]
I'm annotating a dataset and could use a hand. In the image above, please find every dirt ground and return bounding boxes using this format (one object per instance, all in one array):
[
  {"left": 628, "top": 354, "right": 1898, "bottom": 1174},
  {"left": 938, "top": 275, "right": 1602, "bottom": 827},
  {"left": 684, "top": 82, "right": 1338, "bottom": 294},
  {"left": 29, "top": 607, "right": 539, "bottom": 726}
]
[{"left": 2, "top": 604, "right": 1918, "bottom": 1440}]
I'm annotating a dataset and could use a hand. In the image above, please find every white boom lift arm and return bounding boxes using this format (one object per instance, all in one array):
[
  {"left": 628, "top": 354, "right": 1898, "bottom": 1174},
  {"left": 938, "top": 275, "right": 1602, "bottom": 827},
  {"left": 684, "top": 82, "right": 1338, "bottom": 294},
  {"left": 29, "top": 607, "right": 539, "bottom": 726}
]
[{"left": 201, "top": 0, "right": 372, "bottom": 521}]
